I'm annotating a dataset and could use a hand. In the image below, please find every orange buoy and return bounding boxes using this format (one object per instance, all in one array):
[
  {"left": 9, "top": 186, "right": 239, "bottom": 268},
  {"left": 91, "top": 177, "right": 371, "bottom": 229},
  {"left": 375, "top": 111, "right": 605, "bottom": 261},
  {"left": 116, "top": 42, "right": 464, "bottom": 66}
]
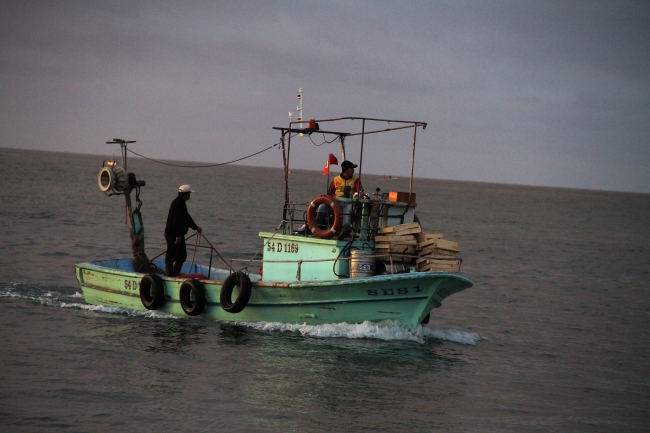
[{"left": 306, "top": 195, "right": 343, "bottom": 239}]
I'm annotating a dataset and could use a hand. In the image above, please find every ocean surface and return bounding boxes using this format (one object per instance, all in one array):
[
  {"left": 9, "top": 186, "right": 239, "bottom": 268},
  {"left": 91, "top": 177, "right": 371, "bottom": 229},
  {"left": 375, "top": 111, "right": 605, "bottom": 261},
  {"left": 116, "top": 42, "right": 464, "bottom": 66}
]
[{"left": 1, "top": 147, "right": 649, "bottom": 432}]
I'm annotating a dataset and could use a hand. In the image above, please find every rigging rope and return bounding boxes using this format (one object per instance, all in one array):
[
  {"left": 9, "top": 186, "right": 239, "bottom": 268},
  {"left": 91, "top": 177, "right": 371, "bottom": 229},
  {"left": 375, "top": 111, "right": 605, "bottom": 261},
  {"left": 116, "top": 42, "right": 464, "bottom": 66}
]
[
  {"left": 309, "top": 133, "right": 339, "bottom": 147},
  {"left": 127, "top": 142, "right": 280, "bottom": 168}
]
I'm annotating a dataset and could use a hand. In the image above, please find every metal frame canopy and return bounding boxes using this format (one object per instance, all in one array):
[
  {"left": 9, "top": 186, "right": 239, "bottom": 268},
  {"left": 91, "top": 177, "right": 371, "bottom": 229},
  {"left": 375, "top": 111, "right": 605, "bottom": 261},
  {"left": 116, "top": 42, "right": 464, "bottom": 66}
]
[{"left": 272, "top": 117, "right": 427, "bottom": 217}]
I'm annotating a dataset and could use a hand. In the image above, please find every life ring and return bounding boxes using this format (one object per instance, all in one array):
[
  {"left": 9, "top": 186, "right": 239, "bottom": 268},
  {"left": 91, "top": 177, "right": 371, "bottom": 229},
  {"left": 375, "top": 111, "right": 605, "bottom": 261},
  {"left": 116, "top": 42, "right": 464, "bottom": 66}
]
[
  {"left": 179, "top": 279, "right": 206, "bottom": 316},
  {"left": 220, "top": 272, "right": 252, "bottom": 313},
  {"left": 140, "top": 273, "right": 165, "bottom": 310},
  {"left": 306, "top": 195, "right": 343, "bottom": 239}
]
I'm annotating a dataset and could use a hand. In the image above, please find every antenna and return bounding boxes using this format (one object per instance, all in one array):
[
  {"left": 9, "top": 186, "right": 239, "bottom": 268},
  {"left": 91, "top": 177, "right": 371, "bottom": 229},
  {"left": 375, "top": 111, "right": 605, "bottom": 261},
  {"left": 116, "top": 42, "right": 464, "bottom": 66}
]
[{"left": 296, "top": 88, "right": 303, "bottom": 129}]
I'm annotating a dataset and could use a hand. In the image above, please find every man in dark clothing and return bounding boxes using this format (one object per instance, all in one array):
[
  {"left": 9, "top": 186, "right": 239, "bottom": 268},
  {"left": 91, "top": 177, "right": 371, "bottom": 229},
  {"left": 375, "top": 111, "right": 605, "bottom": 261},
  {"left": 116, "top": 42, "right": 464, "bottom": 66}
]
[{"left": 164, "top": 185, "right": 202, "bottom": 277}]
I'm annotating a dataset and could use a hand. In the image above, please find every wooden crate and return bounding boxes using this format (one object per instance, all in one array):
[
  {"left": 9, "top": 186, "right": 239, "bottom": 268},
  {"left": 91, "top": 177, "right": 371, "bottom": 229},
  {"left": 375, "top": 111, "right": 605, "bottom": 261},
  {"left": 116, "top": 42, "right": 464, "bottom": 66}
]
[
  {"left": 417, "top": 238, "right": 439, "bottom": 249},
  {"left": 374, "top": 234, "right": 417, "bottom": 245},
  {"left": 418, "top": 239, "right": 460, "bottom": 254},
  {"left": 417, "top": 258, "right": 461, "bottom": 273},
  {"left": 419, "top": 246, "right": 458, "bottom": 257},
  {"left": 434, "top": 238, "right": 460, "bottom": 252},
  {"left": 375, "top": 244, "right": 416, "bottom": 254},
  {"left": 416, "top": 232, "right": 443, "bottom": 243},
  {"left": 378, "top": 222, "right": 422, "bottom": 236}
]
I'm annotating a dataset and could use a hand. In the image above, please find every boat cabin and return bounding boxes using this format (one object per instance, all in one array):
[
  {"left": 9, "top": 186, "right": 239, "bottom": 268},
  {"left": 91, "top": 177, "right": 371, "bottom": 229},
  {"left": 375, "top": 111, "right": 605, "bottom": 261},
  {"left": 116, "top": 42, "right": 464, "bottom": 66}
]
[{"left": 255, "top": 117, "right": 427, "bottom": 283}]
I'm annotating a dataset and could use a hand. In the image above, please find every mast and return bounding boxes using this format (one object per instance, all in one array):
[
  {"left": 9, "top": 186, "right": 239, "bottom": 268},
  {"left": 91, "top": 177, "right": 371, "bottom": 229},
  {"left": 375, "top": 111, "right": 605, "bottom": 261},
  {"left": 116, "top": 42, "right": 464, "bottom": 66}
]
[
  {"left": 358, "top": 118, "right": 365, "bottom": 186},
  {"left": 409, "top": 125, "right": 417, "bottom": 202},
  {"left": 105, "top": 139, "right": 151, "bottom": 272},
  {"left": 281, "top": 132, "right": 289, "bottom": 232},
  {"left": 296, "top": 88, "right": 303, "bottom": 129}
]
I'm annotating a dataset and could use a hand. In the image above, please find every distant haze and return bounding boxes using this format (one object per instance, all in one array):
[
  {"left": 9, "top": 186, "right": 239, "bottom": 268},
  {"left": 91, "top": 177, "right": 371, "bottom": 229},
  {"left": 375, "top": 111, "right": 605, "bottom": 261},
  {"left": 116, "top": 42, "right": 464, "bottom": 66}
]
[{"left": 1, "top": 1, "right": 648, "bottom": 193}]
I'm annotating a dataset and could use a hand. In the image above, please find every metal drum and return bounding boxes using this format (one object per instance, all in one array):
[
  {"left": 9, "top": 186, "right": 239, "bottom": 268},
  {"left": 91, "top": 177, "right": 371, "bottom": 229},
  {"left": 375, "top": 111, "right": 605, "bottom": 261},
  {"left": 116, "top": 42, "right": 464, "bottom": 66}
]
[{"left": 350, "top": 249, "right": 376, "bottom": 278}]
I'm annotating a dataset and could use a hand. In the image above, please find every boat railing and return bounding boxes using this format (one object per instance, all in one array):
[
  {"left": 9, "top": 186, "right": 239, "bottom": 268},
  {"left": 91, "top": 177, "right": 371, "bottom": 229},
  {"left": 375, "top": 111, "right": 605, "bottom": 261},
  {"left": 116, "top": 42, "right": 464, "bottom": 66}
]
[
  {"left": 282, "top": 200, "right": 375, "bottom": 238},
  {"left": 229, "top": 254, "right": 462, "bottom": 281},
  {"left": 151, "top": 231, "right": 461, "bottom": 281},
  {"left": 147, "top": 231, "right": 233, "bottom": 279},
  {"left": 281, "top": 201, "right": 309, "bottom": 234}
]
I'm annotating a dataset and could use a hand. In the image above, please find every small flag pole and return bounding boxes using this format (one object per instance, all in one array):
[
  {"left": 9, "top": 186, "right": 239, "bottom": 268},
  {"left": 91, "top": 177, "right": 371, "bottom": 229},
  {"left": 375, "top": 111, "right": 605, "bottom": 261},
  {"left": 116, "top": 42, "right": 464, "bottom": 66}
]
[
  {"left": 324, "top": 153, "right": 338, "bottom": 194},
  {"left": 324, "top": 160, "right": 330, "bottom": 193},
  {"left": 326, "top": 168, "right": 330, "bottom": 194}
]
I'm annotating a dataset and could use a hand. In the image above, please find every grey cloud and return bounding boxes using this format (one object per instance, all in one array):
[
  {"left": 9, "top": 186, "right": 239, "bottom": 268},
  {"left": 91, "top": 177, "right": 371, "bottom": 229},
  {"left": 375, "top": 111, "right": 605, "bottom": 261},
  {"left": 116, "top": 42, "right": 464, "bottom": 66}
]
[{"left": 0, "top": 0, "right": 648, "bottom": 192}]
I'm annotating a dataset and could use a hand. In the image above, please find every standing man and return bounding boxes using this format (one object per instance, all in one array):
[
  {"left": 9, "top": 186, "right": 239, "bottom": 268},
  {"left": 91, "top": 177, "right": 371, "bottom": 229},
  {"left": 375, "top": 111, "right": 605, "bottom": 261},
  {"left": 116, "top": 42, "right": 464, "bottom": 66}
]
[{"left": 165, "top": 185, "right": 202, "bottom": 277}]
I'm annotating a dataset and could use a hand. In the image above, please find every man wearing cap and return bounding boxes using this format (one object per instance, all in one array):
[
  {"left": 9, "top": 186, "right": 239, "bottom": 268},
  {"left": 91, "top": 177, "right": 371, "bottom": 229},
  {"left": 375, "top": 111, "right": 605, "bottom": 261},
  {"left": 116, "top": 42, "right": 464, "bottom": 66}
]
[
  {"left": 328, "top": 160, "right": 361, "bottom": 198},
  {"left": 164, "top": 185, "right": 202, "bottom": 277},
  {"left": 322, "top": 160, "right": 363, "bottom": 229}
]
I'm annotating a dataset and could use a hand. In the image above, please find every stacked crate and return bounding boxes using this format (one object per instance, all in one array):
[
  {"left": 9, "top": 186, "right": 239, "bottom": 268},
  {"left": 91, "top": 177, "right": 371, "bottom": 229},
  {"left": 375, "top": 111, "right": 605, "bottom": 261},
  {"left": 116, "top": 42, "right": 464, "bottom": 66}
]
[
  {"left": 374, "top": 223, "right": 462, "bottom": 273},
  {"left": 415, "top": 232, "right": 461, "bottom": 273},
  {"left": 375, "top": 222, "right": 421, "bottom": 262}
]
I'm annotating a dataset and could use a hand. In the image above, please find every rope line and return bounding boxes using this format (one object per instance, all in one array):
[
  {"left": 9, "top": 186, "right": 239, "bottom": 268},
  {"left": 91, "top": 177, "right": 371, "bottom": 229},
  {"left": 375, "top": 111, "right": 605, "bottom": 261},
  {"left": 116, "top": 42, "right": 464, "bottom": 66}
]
[
  {"left": 309, "top": 133, "right": 339, "bottom": 147},
  {"left": 127, "top": 143, "right": 280, "bottom": 168},
  {"left": 233, "top": 222, "right": 284, "bottom": 274}
]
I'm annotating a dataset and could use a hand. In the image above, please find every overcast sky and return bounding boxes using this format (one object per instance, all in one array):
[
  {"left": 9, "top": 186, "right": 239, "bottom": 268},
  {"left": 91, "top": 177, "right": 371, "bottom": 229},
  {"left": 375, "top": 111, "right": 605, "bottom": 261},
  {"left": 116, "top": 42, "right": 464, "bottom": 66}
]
[{"left": 1, "top": 1, "right": 649, "bottom": 193}]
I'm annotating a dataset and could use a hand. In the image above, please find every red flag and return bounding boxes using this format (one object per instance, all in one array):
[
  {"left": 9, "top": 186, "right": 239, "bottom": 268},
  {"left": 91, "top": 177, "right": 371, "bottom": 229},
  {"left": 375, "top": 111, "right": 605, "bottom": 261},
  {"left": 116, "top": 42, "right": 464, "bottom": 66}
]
[{"left": 323, "top": 153, "right": 338, "bottom": 175}]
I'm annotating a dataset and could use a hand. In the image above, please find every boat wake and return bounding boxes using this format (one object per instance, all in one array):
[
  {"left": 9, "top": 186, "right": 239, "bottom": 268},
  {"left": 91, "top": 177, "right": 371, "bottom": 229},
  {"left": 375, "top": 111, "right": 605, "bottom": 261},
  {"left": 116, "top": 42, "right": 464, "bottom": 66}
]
[
  {"left": 1, "top": 283, "right": 485, "bottom": 344},
  {"left": 58, "top": 302, "right": 179, "bottom": 319},
  {"left": 0, "top": 282, "right": 81, "bottom": 303},
  {"left": 237, "top": 320, "right": 486, "bottom": 345},
  {"left": 0, "top": 283, "right": 178, "bottom": 319}
]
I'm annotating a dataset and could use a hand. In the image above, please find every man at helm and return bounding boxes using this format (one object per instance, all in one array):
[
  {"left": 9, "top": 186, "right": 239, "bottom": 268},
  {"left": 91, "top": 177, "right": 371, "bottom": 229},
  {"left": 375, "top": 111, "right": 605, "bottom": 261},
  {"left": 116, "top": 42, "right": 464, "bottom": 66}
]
[
  {"left": 164, "top": 185, "right": 202, "bottom": 277},
  {"left": 328, "top": 160, "right": 361, "bottom": 199},
  {"left": 322, "top": 160, "right": 364, "bottom": 229}
]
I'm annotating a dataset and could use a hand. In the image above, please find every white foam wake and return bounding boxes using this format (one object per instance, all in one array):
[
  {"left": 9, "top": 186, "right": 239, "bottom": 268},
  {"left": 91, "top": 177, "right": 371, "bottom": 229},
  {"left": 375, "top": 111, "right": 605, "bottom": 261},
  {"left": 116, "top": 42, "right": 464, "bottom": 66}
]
[
  {"left": 59, "top": 302, "right": 178, "bottom": 319},
  {"left": 2, "top": 284, "right": 485, "bottom": 343},
  {"left": 422, "top": 327, "right": 486, "bottom": 345},
  {"left": 236, "top": 320, "right": 485, "bottom": 345}
]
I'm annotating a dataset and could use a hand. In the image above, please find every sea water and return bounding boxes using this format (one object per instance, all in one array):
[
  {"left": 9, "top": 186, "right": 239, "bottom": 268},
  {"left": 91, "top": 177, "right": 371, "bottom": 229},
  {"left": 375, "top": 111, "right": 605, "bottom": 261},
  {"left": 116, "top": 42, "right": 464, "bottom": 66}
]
[{"left": 1, "top": 148, "right": 649, "bottom": 432}]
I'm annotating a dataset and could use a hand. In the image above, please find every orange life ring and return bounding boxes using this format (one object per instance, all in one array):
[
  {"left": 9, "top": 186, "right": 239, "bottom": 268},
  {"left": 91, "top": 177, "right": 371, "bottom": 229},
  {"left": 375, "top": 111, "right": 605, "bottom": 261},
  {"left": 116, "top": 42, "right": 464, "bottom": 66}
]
[{"left": 306, "top": 195, "right": 343, "bottom": 239}]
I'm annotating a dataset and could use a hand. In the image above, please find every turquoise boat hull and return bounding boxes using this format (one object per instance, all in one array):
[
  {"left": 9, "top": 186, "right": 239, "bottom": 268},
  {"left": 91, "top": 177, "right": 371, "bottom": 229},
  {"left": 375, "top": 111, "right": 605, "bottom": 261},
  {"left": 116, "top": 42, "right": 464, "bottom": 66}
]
[{"left": 75, "top": 258, "right": 472, "bottom": 327}]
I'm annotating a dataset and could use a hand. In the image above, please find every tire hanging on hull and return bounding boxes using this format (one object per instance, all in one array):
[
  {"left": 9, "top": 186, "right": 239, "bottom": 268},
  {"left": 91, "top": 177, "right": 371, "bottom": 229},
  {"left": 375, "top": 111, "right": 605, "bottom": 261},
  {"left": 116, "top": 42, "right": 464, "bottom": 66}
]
[
  {"left": 179, "top": 279, "right": 207, "bottom": 316},
  {"left": 220, "top": 272, "right": 252, "bottom": 313},
  {"left": 140, "top": 273, "right": 165, "bottom": 310}
]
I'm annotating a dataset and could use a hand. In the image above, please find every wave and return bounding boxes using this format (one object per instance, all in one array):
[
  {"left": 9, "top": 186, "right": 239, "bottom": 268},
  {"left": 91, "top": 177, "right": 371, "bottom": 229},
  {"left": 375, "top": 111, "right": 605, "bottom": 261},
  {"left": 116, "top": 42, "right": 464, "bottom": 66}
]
[
  {"left": 422, "top": 326, "right": 487, "bottom": 345},
  {"left": 0, "top": 283, "right": 178, "bottom": 319},
  {"left": 0, "top": 282, "right": 81, "bottom": 304},
  {"left": 60, "top": 302, "right": 179, "bottom": 319},
  {"left": 237, "top": 320, "right": 486, "bottom": 345}
]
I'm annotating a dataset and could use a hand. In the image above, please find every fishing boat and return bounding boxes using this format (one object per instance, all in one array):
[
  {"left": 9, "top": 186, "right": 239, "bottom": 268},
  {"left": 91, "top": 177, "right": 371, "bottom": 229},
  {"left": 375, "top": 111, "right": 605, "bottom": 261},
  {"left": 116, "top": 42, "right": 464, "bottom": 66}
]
[{"left": 75, "top": 117, "right": 472, "bottom": 327}]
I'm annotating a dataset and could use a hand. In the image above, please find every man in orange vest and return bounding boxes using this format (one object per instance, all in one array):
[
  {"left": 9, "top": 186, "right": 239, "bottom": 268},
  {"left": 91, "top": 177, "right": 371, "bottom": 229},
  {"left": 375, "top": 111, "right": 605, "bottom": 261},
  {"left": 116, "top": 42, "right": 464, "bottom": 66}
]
[
  {"left": 320, "top": 160, "right": 365, "bottom": 231},
  {"left": 328, "top": 160, "right": 361, "bottom": 199}
]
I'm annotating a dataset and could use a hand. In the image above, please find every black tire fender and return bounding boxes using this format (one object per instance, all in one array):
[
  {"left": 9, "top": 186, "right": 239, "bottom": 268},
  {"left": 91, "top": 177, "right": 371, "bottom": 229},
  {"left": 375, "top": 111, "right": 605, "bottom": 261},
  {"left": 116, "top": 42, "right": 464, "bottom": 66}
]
[
  {"left": 140, "top": 273, "right": 165, "bottom": 310},
  {"left": 179, "top": 279, "right": 207, "bottom": 316},
  {"left": 220, "top": 272, "right": 252, "bottom": 313}
]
